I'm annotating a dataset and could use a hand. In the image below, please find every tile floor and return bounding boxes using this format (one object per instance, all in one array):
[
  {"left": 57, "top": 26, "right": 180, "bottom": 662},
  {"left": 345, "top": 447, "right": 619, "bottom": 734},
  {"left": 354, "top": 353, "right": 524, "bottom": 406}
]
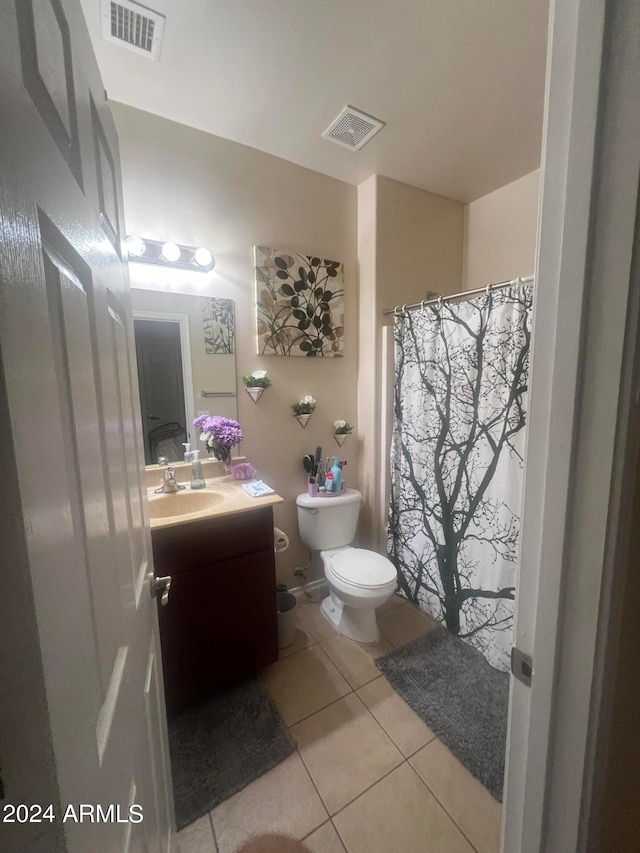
[{"left": 177, "top": 594, "right": 502, "bottom": 853}]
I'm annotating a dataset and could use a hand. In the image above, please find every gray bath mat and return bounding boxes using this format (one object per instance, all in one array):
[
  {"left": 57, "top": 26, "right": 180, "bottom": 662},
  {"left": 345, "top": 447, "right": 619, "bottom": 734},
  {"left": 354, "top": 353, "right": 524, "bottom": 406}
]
[
  {"left": 376, "top": 626, "right": 509, "bottom": 801},
  {"left": 168, "top": 677, "right": 296, "bottom": 830}
]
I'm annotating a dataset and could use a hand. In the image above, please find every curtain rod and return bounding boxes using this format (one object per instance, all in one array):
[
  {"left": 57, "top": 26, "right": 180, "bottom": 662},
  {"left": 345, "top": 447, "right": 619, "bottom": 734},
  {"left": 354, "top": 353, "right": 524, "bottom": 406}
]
[{"left": 383, "top": 275, "right": 534, "bottom": 316}]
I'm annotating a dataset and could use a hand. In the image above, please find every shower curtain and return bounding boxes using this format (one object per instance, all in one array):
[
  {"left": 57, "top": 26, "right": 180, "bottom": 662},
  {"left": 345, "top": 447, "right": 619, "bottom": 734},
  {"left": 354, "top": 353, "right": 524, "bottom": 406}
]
[{"left": 388, "top": 285, "right": 533, "bottom": 671}]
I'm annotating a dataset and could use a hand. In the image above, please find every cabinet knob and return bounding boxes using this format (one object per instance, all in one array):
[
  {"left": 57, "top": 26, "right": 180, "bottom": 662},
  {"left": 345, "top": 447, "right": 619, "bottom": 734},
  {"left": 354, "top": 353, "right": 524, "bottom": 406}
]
[{"left": 150, "top": 574, "right": 172, "bottom": 606}]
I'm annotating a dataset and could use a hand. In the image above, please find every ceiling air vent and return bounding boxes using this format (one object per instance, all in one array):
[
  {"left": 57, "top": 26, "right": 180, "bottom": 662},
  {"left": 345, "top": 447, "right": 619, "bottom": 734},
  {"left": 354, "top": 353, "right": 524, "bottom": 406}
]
[
  {"left": 100, "top": 0, "right": 165, "bottom": 59},
  {"left": 321, "top": 105, "right": 385, "bottom": 151}
]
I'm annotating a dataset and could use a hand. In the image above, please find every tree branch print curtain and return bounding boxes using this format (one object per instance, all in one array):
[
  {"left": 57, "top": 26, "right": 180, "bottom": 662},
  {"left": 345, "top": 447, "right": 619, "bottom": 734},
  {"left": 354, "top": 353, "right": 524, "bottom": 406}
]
[{"left": 388, "top": 286, "right": 533, "bottom": 671}]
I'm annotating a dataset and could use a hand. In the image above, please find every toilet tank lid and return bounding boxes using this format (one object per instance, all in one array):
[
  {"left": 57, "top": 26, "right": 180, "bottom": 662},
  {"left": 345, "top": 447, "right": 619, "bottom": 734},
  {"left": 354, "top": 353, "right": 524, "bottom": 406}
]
[{"left": 296, "top": 488, "right": 362, "bottom": 508}]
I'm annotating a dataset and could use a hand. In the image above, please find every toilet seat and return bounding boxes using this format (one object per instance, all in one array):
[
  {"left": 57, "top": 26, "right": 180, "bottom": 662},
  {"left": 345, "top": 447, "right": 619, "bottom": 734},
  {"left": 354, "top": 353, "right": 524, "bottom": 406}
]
[{"left": 325, "top": 547, "right": 396, "bottom": 589}]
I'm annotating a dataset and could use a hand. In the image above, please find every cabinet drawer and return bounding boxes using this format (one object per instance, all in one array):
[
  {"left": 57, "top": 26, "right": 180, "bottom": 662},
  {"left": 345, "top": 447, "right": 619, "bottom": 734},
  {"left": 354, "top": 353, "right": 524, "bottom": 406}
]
[{"left": 152, "top": 506, "right": 274, "bottom": 573}]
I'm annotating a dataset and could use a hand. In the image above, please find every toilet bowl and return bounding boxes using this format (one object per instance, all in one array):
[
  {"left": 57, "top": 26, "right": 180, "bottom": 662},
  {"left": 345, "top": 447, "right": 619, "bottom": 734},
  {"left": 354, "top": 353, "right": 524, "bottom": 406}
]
[
  {"left": 296, "top": 489, "right": 398, "bottom": 644},
  {"left": 320, "top": 546, "right": 397, "bottom": 642}
]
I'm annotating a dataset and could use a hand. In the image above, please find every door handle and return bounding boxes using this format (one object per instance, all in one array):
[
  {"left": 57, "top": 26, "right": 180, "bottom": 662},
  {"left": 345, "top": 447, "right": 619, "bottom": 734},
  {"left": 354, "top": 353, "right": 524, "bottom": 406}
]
[
  {"left": 150, "top": 574, "right": 172, "bottom": 606},
  {"left": 148, "top": 415, "right": 160, "bottom": 420}
]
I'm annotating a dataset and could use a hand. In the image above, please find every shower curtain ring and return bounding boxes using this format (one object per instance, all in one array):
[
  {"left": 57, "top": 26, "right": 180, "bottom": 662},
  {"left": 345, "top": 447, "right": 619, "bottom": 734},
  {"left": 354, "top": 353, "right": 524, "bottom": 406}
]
[
  {"left": 401, "top": 304, "right": 407, "bottom": 314},
  {"left": 486, "top": 283, "right": 492, "bottom": 296},
  {"left": 437, "top": 296, "right": 443, "bottom": 309}
]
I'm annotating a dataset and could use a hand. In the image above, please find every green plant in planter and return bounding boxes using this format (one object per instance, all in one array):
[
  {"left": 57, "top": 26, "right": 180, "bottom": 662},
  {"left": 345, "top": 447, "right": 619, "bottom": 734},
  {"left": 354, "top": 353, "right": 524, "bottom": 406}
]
[
  {"left": 242, "top": 369, "right": 272, "bottom": 389},
  {"left": 333, "top": 420, "right": 353, "bottom": 435},
  {"left": 291, "top": 396, "right": 316, "bottom": 416}
]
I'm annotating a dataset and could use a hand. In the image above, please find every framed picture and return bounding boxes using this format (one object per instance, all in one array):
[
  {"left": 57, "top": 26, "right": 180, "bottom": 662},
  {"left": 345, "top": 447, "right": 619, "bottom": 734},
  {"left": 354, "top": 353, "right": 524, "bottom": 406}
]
[
  {"left": 254, "top": 246, "right": 344, "bottom": 357},
  {"left": 202, "top": 296, "right": 235, "bottom": 354}
]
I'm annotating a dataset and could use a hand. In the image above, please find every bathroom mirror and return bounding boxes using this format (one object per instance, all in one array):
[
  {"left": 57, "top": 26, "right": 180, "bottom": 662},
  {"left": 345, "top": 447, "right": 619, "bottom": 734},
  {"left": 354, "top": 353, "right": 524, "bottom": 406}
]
[{"left": 131, "top": 288, "right": 237, "bottom": 464}]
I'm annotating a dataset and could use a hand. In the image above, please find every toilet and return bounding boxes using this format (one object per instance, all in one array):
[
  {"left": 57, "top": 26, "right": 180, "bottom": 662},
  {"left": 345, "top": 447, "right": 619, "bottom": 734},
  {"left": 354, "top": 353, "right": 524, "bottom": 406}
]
[{"left": 296, "top": 488, "right": 398, "bottom": 643}]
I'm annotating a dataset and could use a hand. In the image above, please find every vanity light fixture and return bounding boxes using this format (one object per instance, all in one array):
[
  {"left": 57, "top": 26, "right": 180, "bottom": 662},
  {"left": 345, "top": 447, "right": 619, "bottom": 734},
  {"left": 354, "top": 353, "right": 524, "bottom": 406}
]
[
  {"left": 194, "top": 247, "right": 213, "bottom": 268},
  {"left": 125, "top": 236, "right": 216, "bottom": 272},
  {"left": 161, "top": 241, "right": 181, "bottom": 262},
  {"left": 125, "top": 235, "right": 146, "bottom": 257}
]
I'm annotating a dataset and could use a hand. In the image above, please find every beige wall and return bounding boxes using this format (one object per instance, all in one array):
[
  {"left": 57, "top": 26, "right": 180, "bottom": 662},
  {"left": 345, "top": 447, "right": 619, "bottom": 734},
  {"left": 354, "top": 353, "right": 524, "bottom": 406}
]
[
  {"left": 357, "top": 176, "right": 464, "bottom": 549},
  {"left": 463, "top": 169, "right": 540, "bottom": 290},
  {"left": 113, "top": 102, "right": 358, "bottom": 588}
]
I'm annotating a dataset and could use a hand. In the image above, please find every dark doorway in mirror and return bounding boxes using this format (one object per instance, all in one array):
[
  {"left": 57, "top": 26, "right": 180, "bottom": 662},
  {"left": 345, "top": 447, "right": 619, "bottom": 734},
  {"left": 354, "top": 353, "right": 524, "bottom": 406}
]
[{"left": 134, "top": 318, "right": 187, "bottom": 463}]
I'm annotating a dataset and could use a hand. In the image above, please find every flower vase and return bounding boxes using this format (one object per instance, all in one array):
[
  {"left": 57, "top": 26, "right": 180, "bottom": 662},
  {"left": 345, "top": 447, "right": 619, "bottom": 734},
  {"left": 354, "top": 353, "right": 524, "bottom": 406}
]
[
  {"left": 334, "top": 433, "right": 348, "bottom": 446},
  {"left": 245, "top": 386, "right": 264, "bottom": 403},
  {"left": 296, "top": 414, "right": 312, "bottom": 429}
]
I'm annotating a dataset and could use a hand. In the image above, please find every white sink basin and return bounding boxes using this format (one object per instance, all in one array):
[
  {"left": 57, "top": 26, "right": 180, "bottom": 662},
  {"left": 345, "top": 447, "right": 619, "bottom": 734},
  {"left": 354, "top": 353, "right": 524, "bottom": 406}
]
[{"left": 148, "top": 489, "right": 226, "bottom": 521}]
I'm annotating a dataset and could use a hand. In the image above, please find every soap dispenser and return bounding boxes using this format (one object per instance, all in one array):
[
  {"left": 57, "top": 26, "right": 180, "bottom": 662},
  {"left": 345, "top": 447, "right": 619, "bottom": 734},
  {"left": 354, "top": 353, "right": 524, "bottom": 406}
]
[
  {"left": 182, "top": 442, "right": 192, "bottom": 462},
  {"left": 190, "top": 449, "right": 206, "bottom": 489}
]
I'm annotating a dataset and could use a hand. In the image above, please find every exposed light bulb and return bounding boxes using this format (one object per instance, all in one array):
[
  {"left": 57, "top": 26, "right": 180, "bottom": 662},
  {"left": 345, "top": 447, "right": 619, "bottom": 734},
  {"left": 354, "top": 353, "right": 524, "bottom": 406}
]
[
  {"left": 125, "top": 235, "right": 146, "bottom": 258},
  {"left": 161, "top": 242, "right": 181, "bottom": 262},
  {"left": 194, "top": 247, "right": 214, "bottom": 268}
]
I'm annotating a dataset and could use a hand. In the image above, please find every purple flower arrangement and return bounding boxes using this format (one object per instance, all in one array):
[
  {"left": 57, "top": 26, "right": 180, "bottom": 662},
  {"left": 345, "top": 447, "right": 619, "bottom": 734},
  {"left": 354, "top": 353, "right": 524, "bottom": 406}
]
[{"left": 193, "top": 415, "right": 243, "bottom": 465}]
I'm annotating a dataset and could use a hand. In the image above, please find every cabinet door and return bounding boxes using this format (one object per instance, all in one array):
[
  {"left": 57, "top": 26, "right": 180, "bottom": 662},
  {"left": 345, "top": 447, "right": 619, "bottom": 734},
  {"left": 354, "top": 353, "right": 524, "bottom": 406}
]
[{"left": 158, "top": 549, "right": 278, "bottom": 715}]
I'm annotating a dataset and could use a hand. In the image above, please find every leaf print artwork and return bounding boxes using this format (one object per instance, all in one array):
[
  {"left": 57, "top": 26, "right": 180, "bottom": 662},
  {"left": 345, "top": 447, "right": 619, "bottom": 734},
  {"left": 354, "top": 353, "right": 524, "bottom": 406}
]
[
  {"left": 254, "top": 246, "right": 345, "bottom": 357},
  {"left": 202, "top": 297, "right": 235, "bottom": 354}
]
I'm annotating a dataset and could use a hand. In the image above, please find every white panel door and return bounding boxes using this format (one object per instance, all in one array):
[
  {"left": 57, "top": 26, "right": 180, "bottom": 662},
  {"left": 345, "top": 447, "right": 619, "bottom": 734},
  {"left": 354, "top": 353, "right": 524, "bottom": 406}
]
[{"left": 0, "top": 1, "right": 173, "bottom": 850}]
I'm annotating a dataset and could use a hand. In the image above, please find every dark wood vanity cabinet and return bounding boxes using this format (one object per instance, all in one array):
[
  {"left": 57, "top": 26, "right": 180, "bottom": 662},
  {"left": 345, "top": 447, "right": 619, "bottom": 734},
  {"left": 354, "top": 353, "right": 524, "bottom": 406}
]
[{"left": 151, "top": 506, "right": 279, "bottom": 716}]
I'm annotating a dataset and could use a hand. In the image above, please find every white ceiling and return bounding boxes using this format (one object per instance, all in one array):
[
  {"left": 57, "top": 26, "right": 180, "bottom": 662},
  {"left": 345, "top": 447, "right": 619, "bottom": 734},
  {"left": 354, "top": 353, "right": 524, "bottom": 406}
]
[{"left": 79, "top": 0, "right": 549, "bottom": 203}]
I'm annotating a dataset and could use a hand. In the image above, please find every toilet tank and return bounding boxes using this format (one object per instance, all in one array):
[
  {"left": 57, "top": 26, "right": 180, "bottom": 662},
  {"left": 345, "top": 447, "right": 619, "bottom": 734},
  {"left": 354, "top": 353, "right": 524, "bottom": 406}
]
[{"left": 296, "top": 488, "right": 362, "bottom": 551}]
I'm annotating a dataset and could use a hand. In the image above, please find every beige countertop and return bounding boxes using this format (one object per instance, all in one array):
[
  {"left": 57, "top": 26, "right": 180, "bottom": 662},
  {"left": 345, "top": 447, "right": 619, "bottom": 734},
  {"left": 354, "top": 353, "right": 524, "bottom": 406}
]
[{"left": 146, "top": 470, "right": 283, "bottom": 531}]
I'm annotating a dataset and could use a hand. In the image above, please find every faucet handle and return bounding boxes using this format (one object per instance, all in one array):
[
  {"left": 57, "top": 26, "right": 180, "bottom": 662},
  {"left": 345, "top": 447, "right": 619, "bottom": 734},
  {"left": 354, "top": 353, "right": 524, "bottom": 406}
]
[{"left": 154, "top": 465, "right": 185, "bottom": 493}]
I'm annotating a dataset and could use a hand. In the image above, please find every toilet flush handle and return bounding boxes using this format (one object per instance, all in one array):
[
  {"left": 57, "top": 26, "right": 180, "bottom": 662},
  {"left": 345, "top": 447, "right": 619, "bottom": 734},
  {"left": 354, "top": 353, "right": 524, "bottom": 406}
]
[{"left": 300, "top": 506, "right": 318, "bottom": 515}]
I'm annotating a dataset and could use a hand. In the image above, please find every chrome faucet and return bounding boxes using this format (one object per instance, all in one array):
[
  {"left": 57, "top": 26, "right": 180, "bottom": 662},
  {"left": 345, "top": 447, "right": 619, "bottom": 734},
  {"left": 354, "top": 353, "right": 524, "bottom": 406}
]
[{"left": 154, "top": 466, "right": 185, "bottom": 494}]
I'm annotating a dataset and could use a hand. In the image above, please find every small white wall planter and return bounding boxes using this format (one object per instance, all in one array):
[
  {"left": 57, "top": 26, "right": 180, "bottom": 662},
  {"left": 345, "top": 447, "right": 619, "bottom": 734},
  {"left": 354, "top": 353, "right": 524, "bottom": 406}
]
[
  {"left": 292, "top": 396, "right": 316, "bottom": 428},
  {"left": 242, "top": 371, "right": 271, "bottom": 404},
  {"left": 332, "top": 421, "right": 353, "bottom": 446},
  {"left": 245, "top": 386, "right": 265, "bottom": 403}
]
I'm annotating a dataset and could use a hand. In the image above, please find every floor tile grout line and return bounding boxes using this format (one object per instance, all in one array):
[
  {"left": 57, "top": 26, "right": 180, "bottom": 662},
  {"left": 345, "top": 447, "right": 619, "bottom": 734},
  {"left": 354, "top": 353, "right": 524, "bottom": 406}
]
[
  {"left": 269, "top": 661, "right": 437, "bottom": 767},
  {"left": 300, "top": 817, "right": 332, "bottom": 842},
  {"left": 401, "top": 731, "right": 438, "bottom": 759},
  {"left": 406, "top": 755, "right": 483, "bottom": 853},
  {"left": 275, "top": 633, "right": 394, "bottom": 693},
  {"left": 285, "top": 678, "right": 401, "bottom": 736},
  {"left": 295, "top": 748, "right": 332, "bottom": 829},
  {"left": 318, "top": 656, "right": 389, "bottom": 693},
  {"left": 277, "top": 637, "right": 318, "bottom": 661},
  {"left": 328, "top": 756, "right": 409, "bottom": 822},
  {"left": 281, "top": 666, "right": 430, "bottom": 738},
  {"left": 330, "top": 817, "right": 349, "bottom": 852},
  {"left": 291, "top": 695, "right": 406, "bottom": 819}
]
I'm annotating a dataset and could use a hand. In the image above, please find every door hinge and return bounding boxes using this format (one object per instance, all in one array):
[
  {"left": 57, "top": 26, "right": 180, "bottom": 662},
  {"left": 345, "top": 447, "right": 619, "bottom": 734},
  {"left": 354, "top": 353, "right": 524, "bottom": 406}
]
[{"left": 511, "top": 646, "right": 533, "bottom": 687}]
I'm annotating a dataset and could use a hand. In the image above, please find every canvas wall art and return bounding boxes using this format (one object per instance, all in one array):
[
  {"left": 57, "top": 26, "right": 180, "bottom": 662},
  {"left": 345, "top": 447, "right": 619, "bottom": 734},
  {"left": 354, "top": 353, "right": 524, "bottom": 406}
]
[
  {"left": 254, "top": 246, "right": 344, "bottom": 357},
  {"left": 202, "top": 297, "right": 235, "bottom": 354}
]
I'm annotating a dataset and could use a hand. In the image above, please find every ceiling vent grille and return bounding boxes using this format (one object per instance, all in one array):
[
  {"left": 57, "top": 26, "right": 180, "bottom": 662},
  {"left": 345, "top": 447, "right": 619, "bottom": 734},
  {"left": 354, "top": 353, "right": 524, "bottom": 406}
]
[
  {"left": 321, "top": 105, "right": 385, "bottom": 151},
  {"left": 100, "top": 0, "right": 165, "bottom": 59}
]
